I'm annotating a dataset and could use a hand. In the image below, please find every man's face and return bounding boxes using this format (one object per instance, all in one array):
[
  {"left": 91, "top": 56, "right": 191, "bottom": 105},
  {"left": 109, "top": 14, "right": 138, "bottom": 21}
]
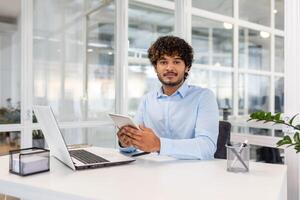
[{"left": 155, "top": 55, "right": 188, "bottom": 87}]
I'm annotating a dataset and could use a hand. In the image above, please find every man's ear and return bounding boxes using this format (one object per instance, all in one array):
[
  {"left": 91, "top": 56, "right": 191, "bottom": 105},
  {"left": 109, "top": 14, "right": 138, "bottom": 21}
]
[{"left": 185, "top": 67, "right": 190, "bottom": 72}]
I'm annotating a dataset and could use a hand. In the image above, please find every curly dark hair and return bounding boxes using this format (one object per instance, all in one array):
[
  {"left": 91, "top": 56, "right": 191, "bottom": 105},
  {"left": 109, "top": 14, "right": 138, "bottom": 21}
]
[{"left": 148, "top": 35, "right": 194, "bottom": 80}]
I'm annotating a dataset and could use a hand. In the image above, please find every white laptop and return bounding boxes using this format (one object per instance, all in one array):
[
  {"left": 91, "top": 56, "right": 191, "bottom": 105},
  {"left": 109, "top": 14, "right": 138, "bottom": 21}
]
[{"left": 33, "top": 105, "right": 135, "bottom": 170}]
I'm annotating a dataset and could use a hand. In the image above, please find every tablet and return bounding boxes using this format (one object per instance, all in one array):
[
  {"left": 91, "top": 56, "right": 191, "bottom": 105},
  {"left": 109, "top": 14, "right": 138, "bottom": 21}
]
[{"left": 108, "top": 113, "right": 140, "bottom": 130}]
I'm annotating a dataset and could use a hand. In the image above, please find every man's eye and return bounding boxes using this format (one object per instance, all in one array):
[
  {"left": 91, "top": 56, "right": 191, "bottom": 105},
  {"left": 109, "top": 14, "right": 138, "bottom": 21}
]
[
  {"left": 174, "top": 61, "right": 181, "bottom": 64},
  {"left": 160, "top": 61, "right": 167, "bottom": 65}
]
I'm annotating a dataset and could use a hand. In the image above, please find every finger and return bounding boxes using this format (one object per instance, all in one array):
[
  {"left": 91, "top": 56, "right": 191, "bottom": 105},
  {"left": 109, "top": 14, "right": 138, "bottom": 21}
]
[
  {"left": 130, "top": 134, "right": 142, "bottom": 142},
  {"left": 118, "top": 129, "right": 126, "bottom": 137},
  {"left": 131, "top": 140, "right": 143, "bottom": 149},
  {"left": 125, "top": 132, "right": 142, "bottom": 140},
  {"left": 125, "top": 139, "right": 132, "bottom": 146},
  {"left": 128, "top": 125, "right": 139, "bottom": 130},
  {"left": 121, "top": 135, "right": 133, "bottom": 146},
  {"left": 119, "top": 135, "right": 126, "bottom": 145},
  {"left": 117, "top": 132, "right": 121, "bottom": 138},
  {"left": 123, "top": 138, "right": 130, "bottom": 146},
  {"left": 124, "top": 128, "right": 142, "bottom": 138},
  {"left": 124, "top": 127, "right": 139, "bottom": 134},
  {"left": 120, "top": 125, "right": 130, "bottom": 130}
]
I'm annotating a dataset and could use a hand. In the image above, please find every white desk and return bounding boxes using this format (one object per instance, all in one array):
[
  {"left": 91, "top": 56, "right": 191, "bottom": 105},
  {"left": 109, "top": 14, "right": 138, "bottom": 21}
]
[{"left": 0, "top": 150, "right": 287, "bottom": 200}]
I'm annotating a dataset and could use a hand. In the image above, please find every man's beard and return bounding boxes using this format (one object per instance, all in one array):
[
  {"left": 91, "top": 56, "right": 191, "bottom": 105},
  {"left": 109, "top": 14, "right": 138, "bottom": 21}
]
[{"left": 157, "top": 74, "right": 184, "bottom": 87}]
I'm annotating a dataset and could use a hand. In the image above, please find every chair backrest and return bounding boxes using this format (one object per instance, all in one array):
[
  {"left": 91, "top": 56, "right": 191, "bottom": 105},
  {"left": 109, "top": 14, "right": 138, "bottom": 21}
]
[{"left": 214, "top": 121, "right": 231, "bottom": 159}]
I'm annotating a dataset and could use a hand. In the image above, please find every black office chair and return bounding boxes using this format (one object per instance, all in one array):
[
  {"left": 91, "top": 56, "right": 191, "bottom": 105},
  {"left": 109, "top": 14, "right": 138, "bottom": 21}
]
[{"left": 214, "top": 121, "right": 231, "bottom": 159}]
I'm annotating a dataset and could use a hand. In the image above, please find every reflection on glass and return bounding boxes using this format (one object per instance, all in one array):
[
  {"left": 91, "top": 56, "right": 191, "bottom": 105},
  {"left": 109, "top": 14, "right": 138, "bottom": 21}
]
[
  {"left": 239, "top": 28, "right": 270, "bottom": 71},
  {"left": 128, "top": 3, "right": 174, "bottom": 114},
  {"left": 60, "top": 126, "right": 116, "bottom": 148},
  {"left": 275, "top": 77, "right": 284, "bottom": 113},
  {"left": 275, "top": 0, "right": 284, "bottom": 30},
  {"left": 33, "top": 1, "right": 115, "bottom": 122},
  {"left": 275, "top": 129, "right": 284, "bottom": 138},
  {"left": 62, "top": 0, "right": 108, "bottom": 22},
  {"left": 192, "top": 0, "right": 233, "bottom": 16},
  {"left": 192, "top": 16, "right": 233, "bottom": 67},
  {"left": 239, "top": 74, "right": 270, "bottom": 115},
  {"left": 32, "top": 130, "right": 45, "bottom": 148},
  {"left": 237, "top": 126, "right": 272, "bottom": 136},
  {"left": 189, "top": 69, "right": 233, "bottom": 115},
  {"left": 128, "top": 64, "right": 160, "bottom": 115},
  {"left": 0, "top": 20, "right": 21, "bottom": 124},
  {"left": 239, "top": 0, "right": 270, "bottom": 26},
  {"left": 128, "top": 3, "right": 174, "bottom": 51},
  {"left": 250, "top": 144, "right": 284, "bottom": 164},
  {"left": 86, "top": 0, "right": 104, "bottom": 11},
  {"left": 275, "top": 36, "right": 284, "bottom": 73},
  {"left": 238, "top": 74, "right": 244, "bottom": 115},
  {"left": 87, "top": 4, "right": 115, "bottom": 121},
  {"left": 0, "top": 131, "right": 20, "bottom": 155}
]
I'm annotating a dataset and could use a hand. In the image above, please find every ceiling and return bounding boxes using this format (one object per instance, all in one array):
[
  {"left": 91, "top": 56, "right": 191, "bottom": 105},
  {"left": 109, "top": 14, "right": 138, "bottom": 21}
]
[{"left": 0, "top": 0, "right": 20, "bottom": 19}]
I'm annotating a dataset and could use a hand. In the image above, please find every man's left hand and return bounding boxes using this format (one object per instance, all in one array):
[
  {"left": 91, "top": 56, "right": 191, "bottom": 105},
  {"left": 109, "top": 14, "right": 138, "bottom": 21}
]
[{"left": 123, "top": 125, "right": 160, "bottom": 152}]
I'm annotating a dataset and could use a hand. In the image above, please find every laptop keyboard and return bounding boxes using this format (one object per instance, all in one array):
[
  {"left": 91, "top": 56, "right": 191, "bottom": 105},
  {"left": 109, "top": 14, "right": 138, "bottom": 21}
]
[{"left": 69, "top": 149, "right": 109, "bottom": 164}]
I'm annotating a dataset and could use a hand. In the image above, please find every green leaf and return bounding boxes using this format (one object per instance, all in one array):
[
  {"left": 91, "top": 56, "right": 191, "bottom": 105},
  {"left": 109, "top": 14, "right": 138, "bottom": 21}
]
[
  {"left": 277, "top": 135, "right": 293, "bottom": 147},
  {"left": 289, "top": 114, "right": 299, "bottom": 125},
  {"left": 249, "top": 112, "right": 258, "bottom": 119},
  {"left": 258, "top": 112, "right": 266, "bottom": 120},
  {"left": 274, "top": 113, "right": 281, "bottom": 121},
  {"left": 295, "top": 124, "right": 300, "bottom": 130},
  {"left": 294, "top": 132, "right": 300, "bottom": 143},
  {"left": 275, "top": 119, "right": 285, "bottom": 124},
  {"left": 265, "top": 112, "right": 272, "bottom": 120},
  {"left": 294, "top": 144, "right": 300, "bottom": 152},
  {"left": 284, "top": 135, "right": 293, "bottom": 142},
  {"left": 249, "top": 112, "right": 259, "bottom": 121}
]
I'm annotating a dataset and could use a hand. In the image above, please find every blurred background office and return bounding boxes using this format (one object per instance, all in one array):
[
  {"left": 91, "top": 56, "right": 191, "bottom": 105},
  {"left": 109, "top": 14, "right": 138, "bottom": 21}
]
[{"left": 0, "top": 0, "right": 295, "bottom": 199}]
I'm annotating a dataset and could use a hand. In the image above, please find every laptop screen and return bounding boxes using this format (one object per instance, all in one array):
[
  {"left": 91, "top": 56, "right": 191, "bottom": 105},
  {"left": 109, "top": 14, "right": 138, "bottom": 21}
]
[{"left": 33, "top": 106, "right": 76, "bottom": 170}]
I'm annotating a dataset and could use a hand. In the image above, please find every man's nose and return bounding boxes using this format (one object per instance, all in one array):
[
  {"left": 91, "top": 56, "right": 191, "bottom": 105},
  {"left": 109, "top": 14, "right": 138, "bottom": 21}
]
[{"left": 166, "top": 63, "right": 174, "bottom": 70}]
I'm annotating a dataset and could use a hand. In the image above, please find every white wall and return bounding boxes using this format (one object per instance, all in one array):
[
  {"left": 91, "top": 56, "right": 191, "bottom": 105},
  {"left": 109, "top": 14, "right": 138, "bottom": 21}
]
[{"left": 284, "top": 0, "right": 300, "bottom": 199}]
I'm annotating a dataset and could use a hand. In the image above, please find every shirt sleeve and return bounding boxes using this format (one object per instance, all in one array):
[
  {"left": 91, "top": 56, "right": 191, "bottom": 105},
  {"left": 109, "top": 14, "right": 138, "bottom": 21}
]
[
  {"left": 118, "top": 96, "right": 146, "bottom": 153},
  {"left": 159, "top": 89, "right": 219, "bottom": 160}
]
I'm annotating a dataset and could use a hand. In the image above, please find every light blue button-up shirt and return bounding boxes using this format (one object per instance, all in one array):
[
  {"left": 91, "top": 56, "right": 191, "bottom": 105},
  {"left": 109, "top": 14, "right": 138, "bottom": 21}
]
[{"left": 121, "top": 83, "right": 219, "bottom": 160}]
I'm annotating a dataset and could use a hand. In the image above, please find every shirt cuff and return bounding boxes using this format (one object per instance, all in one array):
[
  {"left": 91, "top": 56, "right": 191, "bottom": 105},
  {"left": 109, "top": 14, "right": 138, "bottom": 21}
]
[
  {"left": 118, "top": 142, "right": 136, "bottom": 153},
  {"left": 159, "top": 137, "right": 172, "bottom": 156}
]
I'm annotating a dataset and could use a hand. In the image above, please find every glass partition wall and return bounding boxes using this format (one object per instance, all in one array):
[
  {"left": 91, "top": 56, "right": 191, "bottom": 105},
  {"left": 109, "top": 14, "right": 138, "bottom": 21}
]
[
  {"left": 188, "top": 0, "right": 284, "bottom": 164},
  {"left": 128, "top": 2, "right": 175, "bottom": 115},
  {"left": 32, "top": 0, "right": 116, "bottom": 147},
  {"left": 0, "top": 0, "right": 21, "bottom": 155}
]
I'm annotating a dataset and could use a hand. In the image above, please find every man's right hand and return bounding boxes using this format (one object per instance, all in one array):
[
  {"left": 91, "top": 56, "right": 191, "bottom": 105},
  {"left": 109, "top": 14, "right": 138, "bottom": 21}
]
[{"left": 117, "top": 126, "right": 132, "bottom": 148}]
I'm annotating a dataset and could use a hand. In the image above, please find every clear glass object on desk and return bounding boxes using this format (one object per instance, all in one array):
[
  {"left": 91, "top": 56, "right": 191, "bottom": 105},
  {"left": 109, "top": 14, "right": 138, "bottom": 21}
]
[
  {"left": 9, "top": 147, "right": 50, "bottom": 176},
  {"left": 226, "top": 143, "right": 249, "bottom": 173}
]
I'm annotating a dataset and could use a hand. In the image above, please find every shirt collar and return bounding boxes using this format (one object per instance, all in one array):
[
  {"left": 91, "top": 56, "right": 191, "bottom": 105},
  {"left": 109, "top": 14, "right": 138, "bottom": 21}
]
[{"left": 156, "top": 83, "right": 189, "bottom": 98}]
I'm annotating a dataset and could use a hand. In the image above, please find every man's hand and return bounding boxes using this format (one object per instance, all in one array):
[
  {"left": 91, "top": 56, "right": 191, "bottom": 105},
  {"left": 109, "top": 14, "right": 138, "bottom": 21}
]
[
  {"left": 117, "top": 126, "right": 133, "bottom": 148},
  {"left": 123, "top": 125, "right": 160, "bottom": 152}
]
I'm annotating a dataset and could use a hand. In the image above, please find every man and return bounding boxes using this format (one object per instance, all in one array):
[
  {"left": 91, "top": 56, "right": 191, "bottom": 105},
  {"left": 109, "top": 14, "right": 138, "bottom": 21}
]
[{"left": 117, "top": 36, "right": 219, "bottom": 159}]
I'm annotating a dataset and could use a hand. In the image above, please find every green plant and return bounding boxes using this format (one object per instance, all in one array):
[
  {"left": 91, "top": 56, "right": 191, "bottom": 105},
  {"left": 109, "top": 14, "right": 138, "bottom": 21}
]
[{"left": 248, "top": 111, "right": 300, "bottom": 152}]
